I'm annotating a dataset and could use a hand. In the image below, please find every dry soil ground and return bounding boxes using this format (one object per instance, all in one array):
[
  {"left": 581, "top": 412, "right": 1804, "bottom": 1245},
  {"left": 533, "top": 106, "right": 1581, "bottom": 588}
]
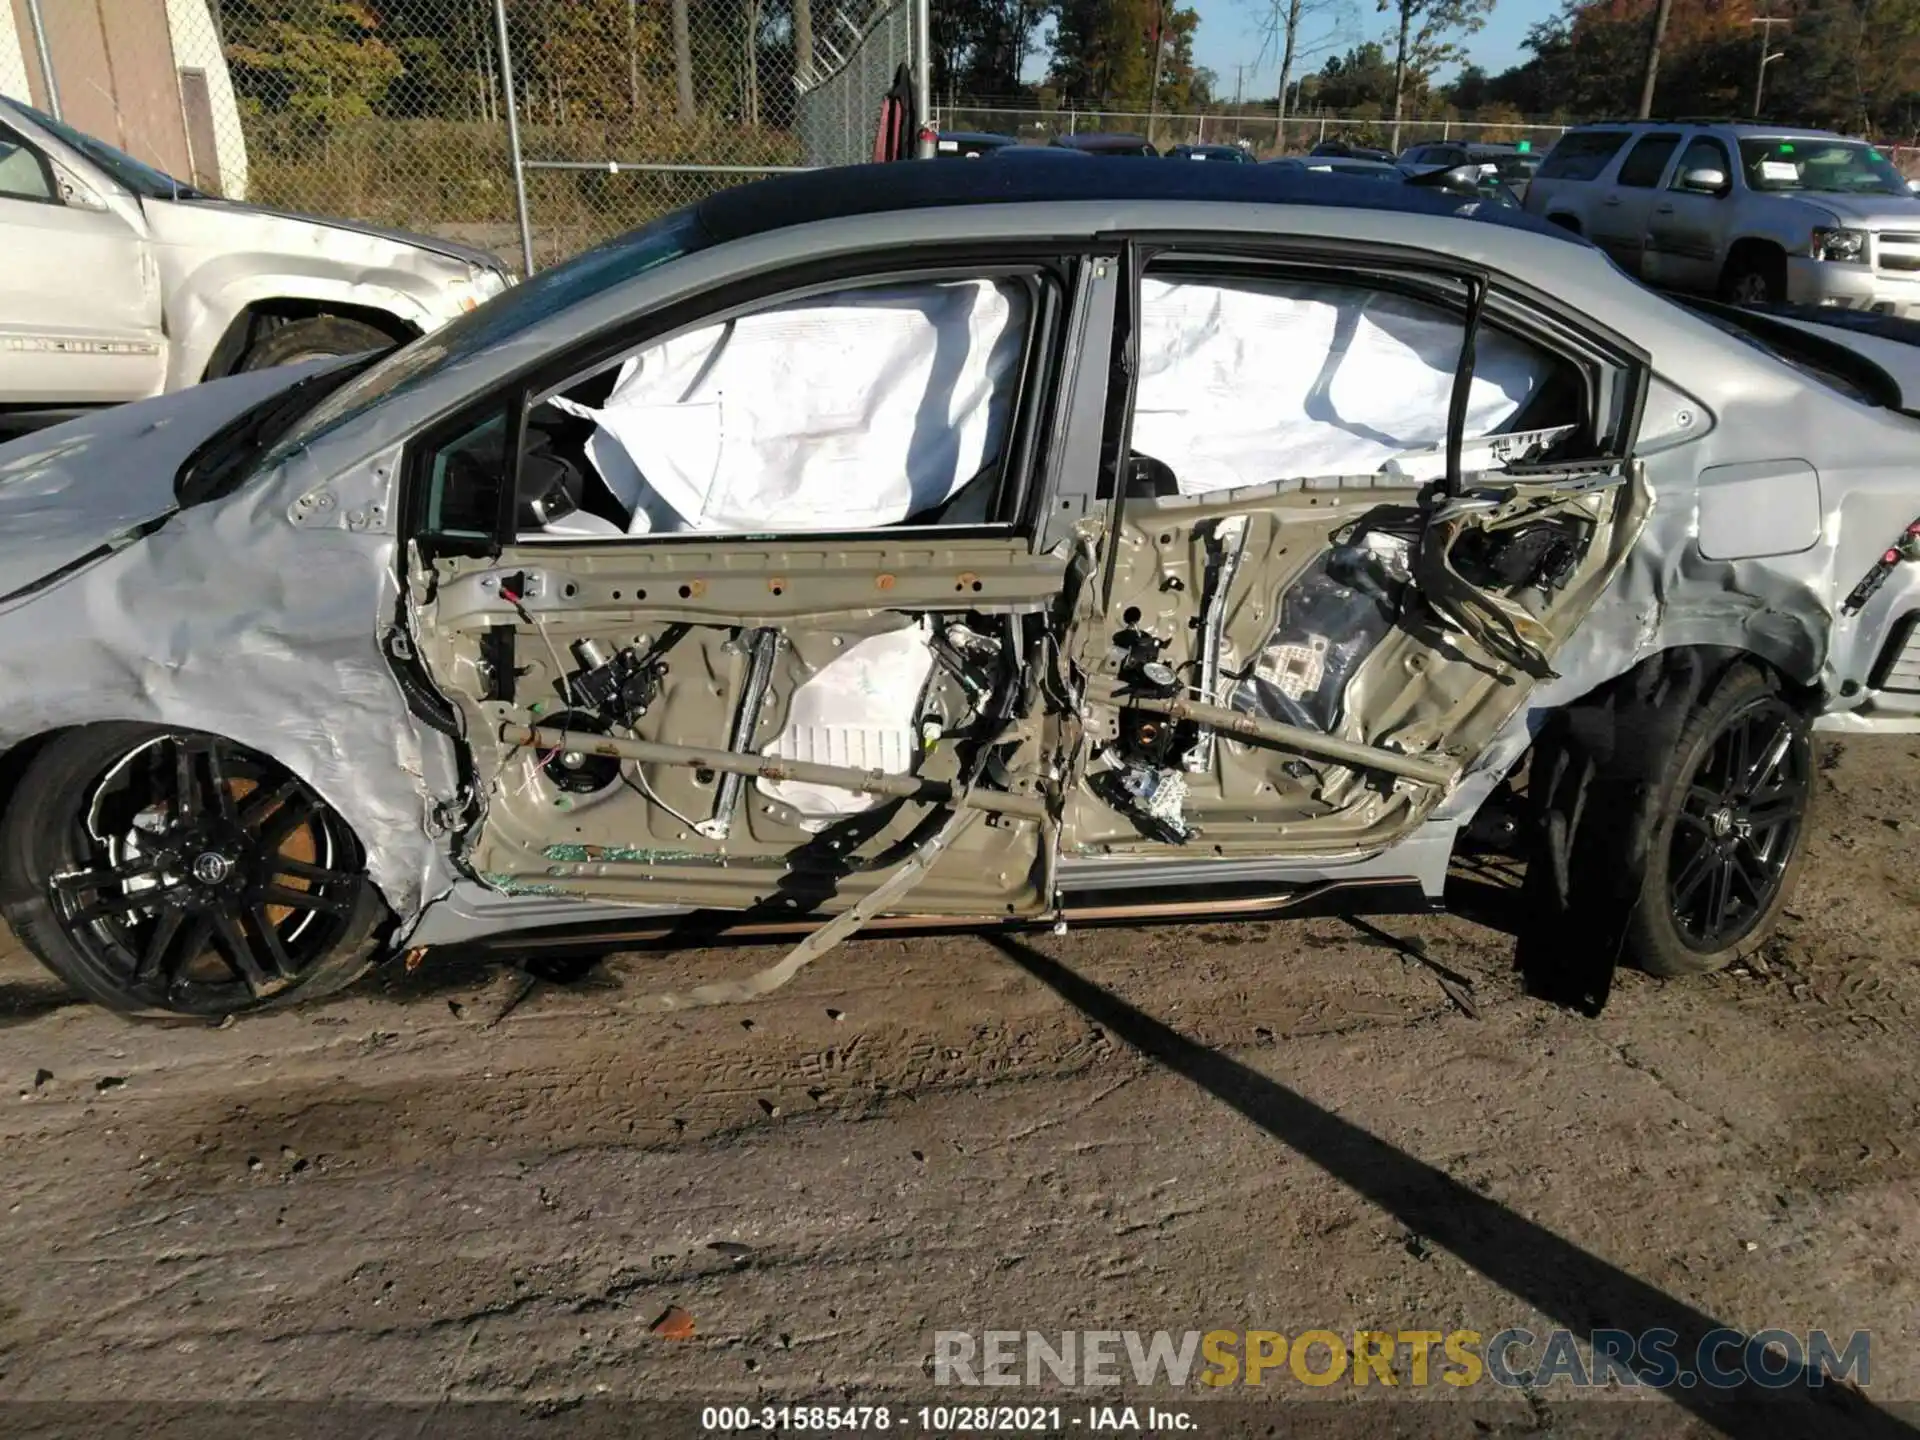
[{"left": 1, "top": 737, "right": 1918, "bottom": 1440}]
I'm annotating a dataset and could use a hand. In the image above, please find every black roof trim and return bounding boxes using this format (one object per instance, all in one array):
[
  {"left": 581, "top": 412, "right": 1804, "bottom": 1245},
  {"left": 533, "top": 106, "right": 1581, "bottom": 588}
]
[{"left": 696, "top": 160, "right": 1590, "bottom": 249}]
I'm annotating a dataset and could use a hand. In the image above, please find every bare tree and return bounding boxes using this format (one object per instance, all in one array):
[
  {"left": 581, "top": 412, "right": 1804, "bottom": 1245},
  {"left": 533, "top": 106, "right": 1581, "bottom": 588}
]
[
  {"left": 1636, "top": 0, "right": 1673, "bottom": 118},
  {"left": 1377, "top": 0, "right": 1492, "bottom": 150},
  {"left": 793, "top": 0, "right": 815, "bottom": 75},
  {"left": 672, "top": 0, "right": 696, "bottom": 123},
  {"left": 1261, "top": 0, "right": 1354, "bottom": 148}
]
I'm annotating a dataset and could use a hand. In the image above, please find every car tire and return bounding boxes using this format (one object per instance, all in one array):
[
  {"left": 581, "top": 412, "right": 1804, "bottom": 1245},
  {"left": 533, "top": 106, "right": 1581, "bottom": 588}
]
[
  {"left": 1618, "top": 664, "right": 1813, "bottom": 975},
  {"left": 0, "top": 724, "right": 386, "bottom": 1018},
  {"left": 1517, "top": 655, "right": 1814, "bottom": 1010},
  {"left": 1720, "top": 249, "right": 1786, "bottom": 305},
  {"left": 238, "top": 316, "right": 394, "bottom": 372}
]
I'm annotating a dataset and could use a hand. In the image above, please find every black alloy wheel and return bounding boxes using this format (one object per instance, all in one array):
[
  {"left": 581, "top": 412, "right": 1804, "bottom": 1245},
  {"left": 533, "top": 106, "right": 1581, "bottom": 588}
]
[
  {"left": 0, "top": 725, "right": 382, "bottom": 1016},
  {"left": 1666, "top": 693, "right": 1810, "bottom": 953}
]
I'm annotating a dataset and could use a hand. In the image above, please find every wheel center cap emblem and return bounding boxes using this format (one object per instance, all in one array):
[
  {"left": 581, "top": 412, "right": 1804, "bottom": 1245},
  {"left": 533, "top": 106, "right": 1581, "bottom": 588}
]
[
  {"left": 192, "top": 852, "right": 233, "bottom": 885},
  {"left": 1710, "top": 807, "right": 1735, "bottom": 840}
]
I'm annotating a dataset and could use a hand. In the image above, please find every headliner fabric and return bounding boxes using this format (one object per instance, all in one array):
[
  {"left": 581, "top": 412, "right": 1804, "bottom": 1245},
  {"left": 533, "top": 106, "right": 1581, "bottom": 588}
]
[
  {"left": 554, "top": 279, "right": 1028, "bottom": 535},
  {"left": 1132, "top": 276, "right": 1550, "bottom": 495}
]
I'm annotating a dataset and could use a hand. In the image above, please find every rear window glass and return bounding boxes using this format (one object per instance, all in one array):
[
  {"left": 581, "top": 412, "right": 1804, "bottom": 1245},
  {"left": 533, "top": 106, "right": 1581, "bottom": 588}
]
[{"left": 1537, "top": 130, "right": 1631, "bottom": 182}]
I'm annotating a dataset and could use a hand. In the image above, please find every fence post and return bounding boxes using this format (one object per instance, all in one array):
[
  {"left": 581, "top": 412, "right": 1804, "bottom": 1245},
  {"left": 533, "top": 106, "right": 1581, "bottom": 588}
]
[
  {"left": 490, "top": 0, "right": 536, "bottom": 277},
  {"left": 23, "top": 0, "right": 61, "bottom": 120},
  {"left": 911, "top": 0, "right": 934, "bottom": 157},
  {"left": 1069, "top": 110, "right": 1078, "bottom": 136}
]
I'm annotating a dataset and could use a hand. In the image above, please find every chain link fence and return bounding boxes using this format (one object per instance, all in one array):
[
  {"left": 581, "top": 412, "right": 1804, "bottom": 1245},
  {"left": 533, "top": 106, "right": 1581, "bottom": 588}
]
[{"left": 794, "top": 0, "right": 915, "bottom": 168}]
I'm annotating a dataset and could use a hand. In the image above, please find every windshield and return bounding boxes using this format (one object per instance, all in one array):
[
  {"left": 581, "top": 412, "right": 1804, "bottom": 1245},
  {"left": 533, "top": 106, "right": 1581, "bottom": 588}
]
[
  {"left": 13, "top": 100, "right": 199, "bottom": 199},
  {"left": 257, "top": 207, "right": 708, "bottom": 469},
  {"left": 1738, "top": 138, "right": 1911, "bottom": 197}
]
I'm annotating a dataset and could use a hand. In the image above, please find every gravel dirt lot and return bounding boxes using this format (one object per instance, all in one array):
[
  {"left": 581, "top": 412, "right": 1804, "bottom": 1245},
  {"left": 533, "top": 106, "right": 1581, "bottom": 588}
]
[{"left": 1, "top": 736, "right": 1917, "bottom": 1439}]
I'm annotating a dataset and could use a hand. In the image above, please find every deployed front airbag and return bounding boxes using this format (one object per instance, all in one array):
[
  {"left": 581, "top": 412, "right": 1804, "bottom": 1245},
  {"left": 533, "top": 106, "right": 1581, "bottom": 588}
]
[{"left": 556, "top": 280, "right": 1028, "bottom": 534}]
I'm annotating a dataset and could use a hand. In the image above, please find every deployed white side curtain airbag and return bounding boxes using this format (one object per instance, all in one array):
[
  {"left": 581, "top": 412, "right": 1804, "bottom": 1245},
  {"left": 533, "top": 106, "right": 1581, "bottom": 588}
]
[
  {"left": 1132, "top": 276, "right": 1550, "bottom": 495},
  {"left": 555, "top": 280, "right": 1029, "bottom": 534}
]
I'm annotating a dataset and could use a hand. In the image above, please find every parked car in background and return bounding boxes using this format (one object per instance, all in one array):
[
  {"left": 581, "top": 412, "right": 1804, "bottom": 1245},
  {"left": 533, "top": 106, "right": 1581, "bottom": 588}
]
[
  {"left": 3, "top": 160, "right": 1917, "bottom": 1021},
  {"left": 1268, "top": 155, "right": 1522, "bottom": 209},
  {"left": 1267, "top": 156, "right": 1404, "bottom": 183},
  {"left": 1308, "top": 139, "right": 1396, "bottom": 165},
  {"left": 1394, "top": 159, "right": 1526, "bottom": 209},
  {"left": 1525, "top": 120, "right": 1920, "bottom": 312},
  {"left": 1399, "top": 140, "right": 1543, "bottom": 202},
  {"left": 935, "top": 131, "right": 1017, "bottom": 159},
  {"left": 1167, "top": 144, "right": 1254, "bottom": 163},
  {"left": 0, "top": 94, "right": 511, "bottom": 437},
  {"left": 986, "top": 144, "right": 1092, "bottom": 162},
  {"left": 1052, "top": 132, "right": 1159, "bottom": 157}
]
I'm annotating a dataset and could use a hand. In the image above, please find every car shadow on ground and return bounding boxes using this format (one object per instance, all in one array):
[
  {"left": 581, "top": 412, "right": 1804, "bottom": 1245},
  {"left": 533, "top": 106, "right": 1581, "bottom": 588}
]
[
  {"left": 985, "top": 932, "right": 1914, "bottom": 1440},
  {"left": 0, "top": 977, "right": 86, "bottom": 1029}
]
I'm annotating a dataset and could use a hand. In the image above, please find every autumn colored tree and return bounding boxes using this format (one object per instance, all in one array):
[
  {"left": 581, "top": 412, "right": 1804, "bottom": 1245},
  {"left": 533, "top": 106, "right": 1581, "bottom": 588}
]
[{"left": 225, "top": 0, "right": 403, "bottom": 121}]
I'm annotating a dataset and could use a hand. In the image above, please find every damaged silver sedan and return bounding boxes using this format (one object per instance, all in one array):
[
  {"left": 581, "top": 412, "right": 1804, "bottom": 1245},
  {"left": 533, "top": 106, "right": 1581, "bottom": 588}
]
[{"left": 2, "top": 161, "right": 1917, "bottom": 1018}]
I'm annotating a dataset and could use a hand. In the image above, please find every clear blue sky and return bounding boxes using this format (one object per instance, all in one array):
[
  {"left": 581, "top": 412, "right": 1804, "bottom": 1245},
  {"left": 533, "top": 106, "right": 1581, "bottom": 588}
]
[{"left": 1187, "top": 0, "right": 1558, "bottom": 99}]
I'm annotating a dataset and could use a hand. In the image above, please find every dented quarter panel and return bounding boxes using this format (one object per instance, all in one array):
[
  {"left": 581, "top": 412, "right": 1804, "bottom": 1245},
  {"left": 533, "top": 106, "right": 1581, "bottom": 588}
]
[{"left": 1435, "top": 362, "right": 1920, "bottom": 823}]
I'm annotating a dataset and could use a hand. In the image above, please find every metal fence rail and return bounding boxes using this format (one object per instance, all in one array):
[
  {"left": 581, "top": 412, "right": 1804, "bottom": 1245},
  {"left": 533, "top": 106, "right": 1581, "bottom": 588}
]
[{"left": 934, "top": 104, "right": 1572, "bottom": 159}]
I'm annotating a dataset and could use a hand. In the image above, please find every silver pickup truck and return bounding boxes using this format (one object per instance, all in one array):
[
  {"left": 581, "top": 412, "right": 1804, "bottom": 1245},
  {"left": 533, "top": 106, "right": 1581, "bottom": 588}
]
[{"left": 1525, "top": 120, "right": 1920, "bottom": 315}]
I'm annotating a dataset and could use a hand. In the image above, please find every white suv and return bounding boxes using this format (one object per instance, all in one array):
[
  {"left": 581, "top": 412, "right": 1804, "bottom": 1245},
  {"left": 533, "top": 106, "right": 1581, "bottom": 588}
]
[
  {"left": 0, "top": 94, "right": 512, "bottom": 434},
  {"left": 1525, "top": 120, "right": 1920, "bottom": 314}
]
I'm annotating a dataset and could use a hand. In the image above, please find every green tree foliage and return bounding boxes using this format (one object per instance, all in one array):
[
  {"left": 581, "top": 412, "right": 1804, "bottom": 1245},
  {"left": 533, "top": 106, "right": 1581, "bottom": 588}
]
[
  {"left": 1048, "top": 0, "right": 1205, "bottom": 108},
  {"left": 934, "top": 0, "right": 1049, "bottom": 97},
  {"left": 1302, "top": 40, "right": 1400, "bottom": 111},
  {"left": 1377, "top": 0, "right": 1493, "bottom": 131}
]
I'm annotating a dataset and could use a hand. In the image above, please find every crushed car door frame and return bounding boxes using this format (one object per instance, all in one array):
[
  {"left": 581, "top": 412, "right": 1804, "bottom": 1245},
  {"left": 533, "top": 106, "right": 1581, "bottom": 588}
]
[
  {"left": 402, "top": 240, "right": 1123, "bottom": 925},
  {"left": 1056, "top": 233, "right": 1654, "bottom": 881}
]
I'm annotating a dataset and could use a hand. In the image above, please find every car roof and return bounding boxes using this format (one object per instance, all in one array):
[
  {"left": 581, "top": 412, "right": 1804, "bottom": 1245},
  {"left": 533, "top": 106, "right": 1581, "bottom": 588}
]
[
  {"left": 986, "top": 144, "right": 1090, "bottom": 159},
  {"left": 1053, "top": 132, "right": 1153, "bottom": 149},
  {"left": 938, "top": 130, "right": 1015, "bottom": 146},
  {"left": 1562, "top": 118, "right": 1850, "bottom": 139},
  {"left": 695, "top": 159, "right": 1588, "bottom": 247}
]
